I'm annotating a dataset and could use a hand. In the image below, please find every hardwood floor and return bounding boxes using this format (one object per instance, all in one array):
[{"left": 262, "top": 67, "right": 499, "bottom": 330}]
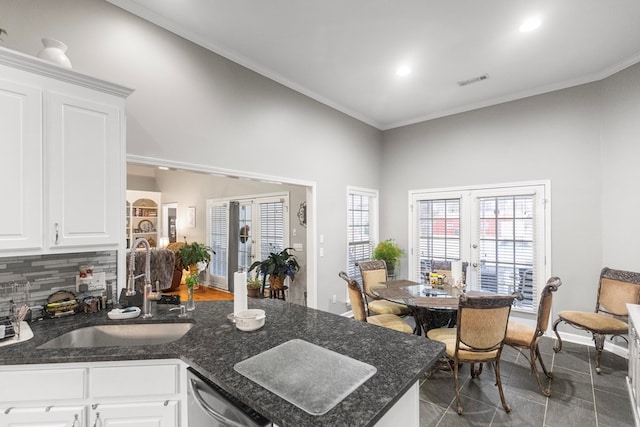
[{"left": 163, "top": 285, "right": 233, "bottom": 302}]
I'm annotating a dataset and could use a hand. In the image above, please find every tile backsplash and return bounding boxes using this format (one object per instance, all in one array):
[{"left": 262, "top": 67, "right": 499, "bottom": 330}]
[{"left": 0, "top": 251, "right": 117, "bottom": 315}]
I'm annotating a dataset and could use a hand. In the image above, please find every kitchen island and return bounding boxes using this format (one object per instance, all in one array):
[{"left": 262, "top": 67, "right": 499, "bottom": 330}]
[{"left": 0, "top": 299, "right": 444, "bottom": 426}]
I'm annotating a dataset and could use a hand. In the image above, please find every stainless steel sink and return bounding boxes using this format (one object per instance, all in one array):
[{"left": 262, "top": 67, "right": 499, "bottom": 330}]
[{"left": 37, "top": 323, "right": 194, "bottom": 349}]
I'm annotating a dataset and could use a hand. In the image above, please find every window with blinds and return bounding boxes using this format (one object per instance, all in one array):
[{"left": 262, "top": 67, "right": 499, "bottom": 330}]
[
  {"left": 206, "top": 193, "right": 290, "bottom": 290},
  {"left": 258, "top": 200, "right": 285, "bottom": 259},
  {"left": 410, "top": 182, "right": 549, "bottom": 314},
  {"left": 347, "top": 188, "right": 378, "bottom": 282},
  {"left": 208, "top": 202, "right": 229, "bottom": 286}
]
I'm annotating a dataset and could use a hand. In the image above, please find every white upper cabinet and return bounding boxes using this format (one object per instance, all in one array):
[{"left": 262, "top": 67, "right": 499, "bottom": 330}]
[
  {"left": 46, "top": 91, "right": 122, "bottom": 249},
  {"left": 0, "top": 79, "right": 43, "bottom": 251},
  {"left": 0, "top": 47, "right": 133, "bottom": 255}
]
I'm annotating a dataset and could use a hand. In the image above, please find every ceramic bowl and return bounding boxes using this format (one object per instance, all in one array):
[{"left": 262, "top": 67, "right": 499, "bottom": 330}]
[{"left": 235, "top": 309, "right": 266, "bottom": 331}]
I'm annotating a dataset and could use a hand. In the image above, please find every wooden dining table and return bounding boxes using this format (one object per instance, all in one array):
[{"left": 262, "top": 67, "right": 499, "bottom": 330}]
[{"left": 371, "top": 279, "right": 465, "bottom": 336}]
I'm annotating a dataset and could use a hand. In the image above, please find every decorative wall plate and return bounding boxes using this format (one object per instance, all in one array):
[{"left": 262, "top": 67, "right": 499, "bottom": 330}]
[{"left": 138, "top": 219, "right": 154, "bottom": 232}]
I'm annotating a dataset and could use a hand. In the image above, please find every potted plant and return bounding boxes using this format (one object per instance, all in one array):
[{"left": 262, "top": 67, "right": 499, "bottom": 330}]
[
  {"left": 249, "top": 247, "right": 300, "bottom": 292},
  {"left": 372, "top": 239, "right": 404, "bottom": 278},
  {"left": 247, "top": 278, "right": 263, "bottom": 298},
  {"left": 177, "top": 240, "right": 214, "bottom": 288}
]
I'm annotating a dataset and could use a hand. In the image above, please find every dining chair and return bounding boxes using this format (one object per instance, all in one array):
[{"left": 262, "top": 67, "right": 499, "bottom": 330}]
[
  {"left": 505, "top": 276, "right": 562, "bottom": 396},
  {"left": 338, "top": 272, "right": 413, "bottom": 334},
  {"left": 427, "top": 293, "right": 516, "bottom": 415},
  {"left": 355, "top": 260, "right": 411, "bottom": 316},
  {"left": 553, "top": 267, "right": 640, "bottom": 374}
]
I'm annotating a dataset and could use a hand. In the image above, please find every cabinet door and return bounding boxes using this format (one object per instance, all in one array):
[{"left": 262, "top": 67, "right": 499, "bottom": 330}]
[
  {"left": 46, "top": 91, "right": 122, "bottom": 249},
  {"left": 91, "top": 401, "right": 178, "bottom": 427},
  {"left": 1, "top": 405, "right": 85, "bottom": 427},
  {"left": 0, "top": 79, "right": 43, "bottom": 252}
]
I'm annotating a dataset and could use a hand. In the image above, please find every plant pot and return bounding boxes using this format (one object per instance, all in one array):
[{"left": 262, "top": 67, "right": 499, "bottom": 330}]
[
  {"left": 269, "top": 275, "right": 285, "bottom": 291},
  {"left": 247, "top": 286, "right": 261, "bottom": 298}
]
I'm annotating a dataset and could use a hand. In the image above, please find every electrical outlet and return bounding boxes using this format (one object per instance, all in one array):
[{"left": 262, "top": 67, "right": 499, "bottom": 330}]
[{"left": 332, "top": 294, "right": 337, "bottom": 304}]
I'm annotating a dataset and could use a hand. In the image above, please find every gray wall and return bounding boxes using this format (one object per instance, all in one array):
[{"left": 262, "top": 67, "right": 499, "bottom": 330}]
[
  {"left": 601, "top": 64, "right": 640, "bottom": 270},
  {"left": 381, "top": 66, "right": 640, "bottom": 315},
  {"left": 1, "top": 0, "right": 381, "bottom": 312}
]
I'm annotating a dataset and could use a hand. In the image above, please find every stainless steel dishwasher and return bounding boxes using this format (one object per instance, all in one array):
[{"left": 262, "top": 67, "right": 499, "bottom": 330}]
[{"left": 187, "top": 367, "right": 271, "bottom": 426}]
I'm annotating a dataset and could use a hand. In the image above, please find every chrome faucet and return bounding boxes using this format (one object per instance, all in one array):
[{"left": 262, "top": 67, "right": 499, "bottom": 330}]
[{"left": 128, "top": 238, "right": 161, "bottom": 318}]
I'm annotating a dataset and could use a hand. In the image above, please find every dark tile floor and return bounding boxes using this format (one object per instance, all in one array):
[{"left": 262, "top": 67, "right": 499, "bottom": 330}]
[{"left": 419, "top": 337, "right": 635, "bottom": 426}]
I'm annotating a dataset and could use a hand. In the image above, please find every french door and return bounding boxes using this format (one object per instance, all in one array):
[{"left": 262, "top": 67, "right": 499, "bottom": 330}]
[
  {"left": 409, "top": 182, "right": 550, "bottom": 313},
  {"left": 206, "top": 194, "right": 289, "bottom": 291}
]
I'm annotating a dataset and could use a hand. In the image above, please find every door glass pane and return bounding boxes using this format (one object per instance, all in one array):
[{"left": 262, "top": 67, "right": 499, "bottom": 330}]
[
  {"left": 259, "top": 201, "right": 285, "bottom": 259},
  {"left": 416, "top": 198, "right": 460, "bottom": 283},
  {"left": 478, "top": 195, "right": 535, "bottom": 309},
  {"left": 238, "top": 203, "right": 252, "bottom": 272},
  {"left": 209, "top": 203, "right": 228, "bottom": 280}
]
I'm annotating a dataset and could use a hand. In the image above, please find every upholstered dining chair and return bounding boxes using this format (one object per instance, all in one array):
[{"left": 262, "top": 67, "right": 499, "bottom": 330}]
[
  {"left": 355, "top": 260, "right": 411, "bottom": 316},
  {"left": 505, "top": 276, "right": 562, "bottom": 396},
  {"left": 553, "top": 267, "right": 640, "bottom": 374},
  {"left": 427, "top": 294, "right": 516, "bottom": 415},
  {"left": 338, "top": 272, "right": 413, "bottom": 334}
]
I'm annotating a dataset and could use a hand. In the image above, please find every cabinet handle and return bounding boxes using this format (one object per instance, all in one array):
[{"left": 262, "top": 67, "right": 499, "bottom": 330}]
[
  {"left": 55, "top": 222, "right": 59, "bottom": 245},
  {"left": 71, "top": 414, "right": 79, "bottom": 427},
  {"left": 93, "top": 411, "right": 101, "bottom": 427}
]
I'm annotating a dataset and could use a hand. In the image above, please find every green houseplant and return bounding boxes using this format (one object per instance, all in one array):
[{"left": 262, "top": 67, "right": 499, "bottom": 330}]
[
  {"left": 177, "top": 240, "right": 214, "bottom": 288},
  {"left": 249, "top": 247, "right": 300, "bottom": 291},
  {"left": 372, "top": 239, "right": 404, "bottom": 277},
  {"left": 247, "top": 278, "right": 263, "bottom": 298}
]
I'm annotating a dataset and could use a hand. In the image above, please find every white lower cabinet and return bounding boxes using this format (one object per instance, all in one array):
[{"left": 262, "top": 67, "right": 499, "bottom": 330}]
[
  {"left": 90, "top": 401, "right": 178, "bottom": 427},
  {"left": 0, "top": 360, "right": 187, "bottom": 427},
  {"left": 2, "top": 405, "right": 85, "bottom": 426}
]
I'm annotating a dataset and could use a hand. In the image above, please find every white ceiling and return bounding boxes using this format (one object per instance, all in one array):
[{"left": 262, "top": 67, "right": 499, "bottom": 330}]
[{"left": 107, "top": 0, "right": 640, "bottom": 130}]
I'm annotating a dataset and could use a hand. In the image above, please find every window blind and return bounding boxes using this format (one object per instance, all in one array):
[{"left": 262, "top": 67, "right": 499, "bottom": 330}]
[
  {"left": 477, "top": 194, "right": 537, "bottom": 310},
  {"left": 258, "top": 200, "right": 285, "bottom": 259},
  {"left": 415, "top": 198, "right": 461, "bottom": 283},
  {"left": 347, "top": 189, "right": 377, "bottom": 282},
  {"left": 208, "top": 202, "right": 229, "bottom": 281}
]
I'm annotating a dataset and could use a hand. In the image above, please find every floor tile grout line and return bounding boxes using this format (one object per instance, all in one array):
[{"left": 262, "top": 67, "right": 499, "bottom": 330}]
[{"left": 587, "top": 345, "right": 600, "bottom": 427}]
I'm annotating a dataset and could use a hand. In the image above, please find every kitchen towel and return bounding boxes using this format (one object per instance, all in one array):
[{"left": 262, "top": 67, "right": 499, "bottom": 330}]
[{"left": 234, "top": 271, "right": 248, "bottom": 315}]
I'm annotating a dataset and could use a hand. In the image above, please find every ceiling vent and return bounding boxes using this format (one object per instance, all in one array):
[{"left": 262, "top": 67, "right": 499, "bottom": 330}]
[{"left": 457, "top": 74, "right": 490, "bottom": 87}]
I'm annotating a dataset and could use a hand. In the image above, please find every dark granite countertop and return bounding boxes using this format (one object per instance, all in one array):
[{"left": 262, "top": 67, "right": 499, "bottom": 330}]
[{"left": 0, "top": 299, "right": 444, "bottom": 426}]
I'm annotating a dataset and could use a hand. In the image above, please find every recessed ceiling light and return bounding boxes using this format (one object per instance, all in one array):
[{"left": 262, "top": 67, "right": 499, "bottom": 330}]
[
  {"left": 519, "top": 16, "right": 541, "bottom": 33},
  {"left": 396, "top": 65, "right": 412, "bottom": 77}
]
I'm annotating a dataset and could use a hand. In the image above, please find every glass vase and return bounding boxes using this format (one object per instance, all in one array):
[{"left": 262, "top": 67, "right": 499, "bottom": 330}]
[{"left": 187, "top": 286, "right": 195, "bottom": 311}]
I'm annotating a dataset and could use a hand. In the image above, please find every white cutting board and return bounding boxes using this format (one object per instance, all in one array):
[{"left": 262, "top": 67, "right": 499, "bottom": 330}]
[{"left": 234, "top": 339, "right": 377, "bottom": 415}]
